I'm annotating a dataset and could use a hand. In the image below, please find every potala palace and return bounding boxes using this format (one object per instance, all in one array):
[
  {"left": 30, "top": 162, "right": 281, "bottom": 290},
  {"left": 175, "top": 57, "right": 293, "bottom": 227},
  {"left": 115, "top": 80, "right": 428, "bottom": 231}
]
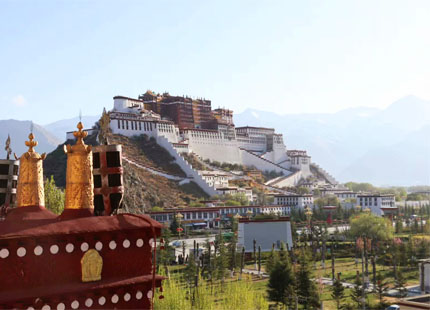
[{"left": 100, "top": 91, "right": 338, "bottom": 197}]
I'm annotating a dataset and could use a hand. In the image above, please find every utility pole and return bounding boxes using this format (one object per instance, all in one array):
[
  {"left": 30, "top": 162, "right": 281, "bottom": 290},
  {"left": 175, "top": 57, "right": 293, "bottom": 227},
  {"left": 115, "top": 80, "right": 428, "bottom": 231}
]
[
  {"left": 253, "top": 239, "right": 257, "bottom": 270},
  {"left": 240, "top": 247, "right": 245, "bottom": 280},
  {"left": 258, "top": 245, "right": 261, "bottom": 276},
  {"left": 361, "top": 236, "right": 366, "bottom": 310},
  {"left": 331, "top": 236, "right": 335, "bottom": 280},
  {"left": 195, "top": 242, "right": 199, "bottom": 288}
]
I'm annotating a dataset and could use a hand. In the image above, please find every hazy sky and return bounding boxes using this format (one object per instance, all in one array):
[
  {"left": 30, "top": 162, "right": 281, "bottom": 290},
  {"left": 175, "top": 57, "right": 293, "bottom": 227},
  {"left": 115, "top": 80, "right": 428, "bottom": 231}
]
[{"left": 1, "top": 0, "right": 430, "bottom": 124}]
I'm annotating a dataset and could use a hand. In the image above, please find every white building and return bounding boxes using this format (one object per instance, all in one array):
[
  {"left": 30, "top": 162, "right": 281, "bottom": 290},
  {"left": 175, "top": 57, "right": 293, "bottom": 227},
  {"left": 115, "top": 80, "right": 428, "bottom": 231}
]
[
  {"left": 106, "top": 95, "right": 334, "bottom": 189},
  {"left": 356, "top": 194, "right": 397, "bottom": 216},
  {"left": 274, "top": 193, "right": 314, "bottom": 209},
  {"left": 334, "top": 191, "right": 357, "bottom": 201},
  {"left": 200, "top": 171, "right": 229, "bottom": 188},
  {"left": 420, "top": 259, "right": 430, "bottom": 293},
  {"left": 237, "top": 217, "right": 293, "bottom": 253},
  {"left": 216, "top": 187, "right": 254, "bottom": 203},
  {"left": 148, "top": 204, "right": 291, "bottom": 229}
]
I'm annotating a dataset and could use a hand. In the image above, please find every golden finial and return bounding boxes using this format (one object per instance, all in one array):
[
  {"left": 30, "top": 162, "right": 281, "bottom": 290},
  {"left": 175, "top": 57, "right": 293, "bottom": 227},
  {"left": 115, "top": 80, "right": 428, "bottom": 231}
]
[
  {"left": 73, "top": 122, "right": 88, "bottom": 146},
  {"left": 15, "top": 132, "right": 46, "bottom": 208},
  {"left": 25, "top": 132, "right": 38, "bottom": 153},
  {"left": 64, "top": 121, "right": 94, "bottom": 211}
]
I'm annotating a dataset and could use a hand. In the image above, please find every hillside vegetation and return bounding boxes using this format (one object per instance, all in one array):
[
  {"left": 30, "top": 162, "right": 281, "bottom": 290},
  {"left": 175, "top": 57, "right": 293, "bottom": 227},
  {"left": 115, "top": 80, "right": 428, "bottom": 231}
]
[{"left": 44, "top": 131, "right": 206, "bottom": 212}]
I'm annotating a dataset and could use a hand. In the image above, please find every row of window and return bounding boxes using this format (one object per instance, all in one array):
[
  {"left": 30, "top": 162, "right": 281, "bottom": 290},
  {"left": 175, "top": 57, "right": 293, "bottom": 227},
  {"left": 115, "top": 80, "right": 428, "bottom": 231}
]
[
  {"left": 153, "top": 207, "right": 293, "bottom": 222},
  {"left": 116, "top": 119, "right": 154, "bottom": 132}
]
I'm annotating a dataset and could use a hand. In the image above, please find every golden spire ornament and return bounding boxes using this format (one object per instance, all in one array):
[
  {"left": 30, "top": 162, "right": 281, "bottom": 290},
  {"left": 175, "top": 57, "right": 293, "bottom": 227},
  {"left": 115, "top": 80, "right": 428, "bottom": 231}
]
[
  {"left": 15, "top": 132, "right": 46, "bottom": 208},
  {"left": 64, "top": 122, "right": 94, "bottom": 210}
]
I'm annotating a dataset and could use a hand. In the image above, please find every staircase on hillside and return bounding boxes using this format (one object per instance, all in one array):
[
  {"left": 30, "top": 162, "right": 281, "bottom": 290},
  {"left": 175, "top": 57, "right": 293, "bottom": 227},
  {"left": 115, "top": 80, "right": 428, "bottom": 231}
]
[{"left": 310, "top": 163, "right": 338, "bottom": 185}]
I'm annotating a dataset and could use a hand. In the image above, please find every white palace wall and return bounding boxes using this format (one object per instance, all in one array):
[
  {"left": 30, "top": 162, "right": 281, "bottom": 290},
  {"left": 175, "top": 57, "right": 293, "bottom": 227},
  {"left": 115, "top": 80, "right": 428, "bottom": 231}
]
[
  {"left": 240, "top": 149, "right": 291, "bottom": 174},
  {"left": 185, "top": 131, "right": 242, "bottom": 164},
  {"left": 156, "top": 136, "right": 220, "bottom": 197}
]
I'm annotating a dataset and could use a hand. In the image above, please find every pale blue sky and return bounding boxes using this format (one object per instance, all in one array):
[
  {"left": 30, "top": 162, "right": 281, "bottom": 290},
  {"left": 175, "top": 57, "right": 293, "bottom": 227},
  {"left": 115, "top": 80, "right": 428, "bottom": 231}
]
[{"left": 1, "top": 0, "right": 429, "bottom": 124}]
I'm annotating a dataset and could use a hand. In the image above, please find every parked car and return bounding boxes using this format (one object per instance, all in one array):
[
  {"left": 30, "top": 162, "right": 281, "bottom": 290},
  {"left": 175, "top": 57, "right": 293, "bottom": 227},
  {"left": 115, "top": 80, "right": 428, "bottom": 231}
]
[
  {"left": 385, "top": 305, "right": 400, "bottom": 310},
  {"left": 171, "top": 241, "right": 182, "bottom": 247}
]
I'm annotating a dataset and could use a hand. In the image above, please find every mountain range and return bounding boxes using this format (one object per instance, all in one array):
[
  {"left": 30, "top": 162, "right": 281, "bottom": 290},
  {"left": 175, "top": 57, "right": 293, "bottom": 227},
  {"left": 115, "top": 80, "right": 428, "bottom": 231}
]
[
  {"left": 0, "top": 120, "right": 61, "bottom": 158},
  {"left": 234, "top": 95, "right": 430, "bottom": 186},
  {"left": 0, "top": 95, "right": 428, "bottom": 186}
]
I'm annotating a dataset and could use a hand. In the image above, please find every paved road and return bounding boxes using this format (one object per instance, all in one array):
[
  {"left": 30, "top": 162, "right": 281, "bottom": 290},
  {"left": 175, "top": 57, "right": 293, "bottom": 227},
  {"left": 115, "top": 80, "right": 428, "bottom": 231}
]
[
  {"left": 169, "top": 235, "right": 216, "bottom": 258},
  {"left": 296, "top": 225, "right": 349, "bottom": 235}
]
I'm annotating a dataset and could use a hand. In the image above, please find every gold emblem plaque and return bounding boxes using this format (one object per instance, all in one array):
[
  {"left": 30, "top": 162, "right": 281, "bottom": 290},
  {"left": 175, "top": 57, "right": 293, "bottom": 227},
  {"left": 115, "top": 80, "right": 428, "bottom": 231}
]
[{"left": 81, "top": 249, "right": 103, "bottom": 282}]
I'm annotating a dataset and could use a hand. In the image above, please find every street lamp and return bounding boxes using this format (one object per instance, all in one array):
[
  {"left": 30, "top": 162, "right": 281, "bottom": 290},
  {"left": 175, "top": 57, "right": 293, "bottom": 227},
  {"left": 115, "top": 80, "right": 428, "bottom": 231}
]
[{"left": 176, "top": 213, "right": 183, "bottom": 238}]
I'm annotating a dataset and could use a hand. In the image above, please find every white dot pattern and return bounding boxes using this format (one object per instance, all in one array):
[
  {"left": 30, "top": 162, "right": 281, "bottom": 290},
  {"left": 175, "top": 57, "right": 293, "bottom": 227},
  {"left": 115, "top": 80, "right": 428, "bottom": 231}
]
[
  {"left": 136, "top": 291, "right": 143, "bottom": 300},
  {"left": 17, "top": 247, "right": 26, "bottom": 257},
  {"left": 34, "top": 246, "right": 43, "bottom": 256},
  {"left": 98, "top": 296, "right": 106, "bottom": 305},
  {"left": 85, "top": 298, "right": 93, "bottom": 307},
  {"left": 0, "top": 248, "right": 9, "bottom": 258},
  {"left": 66, "top": 243, "right": 74, "bottom": 253},
  {"left": 95, "top": 241, "right": 103, "bottom": 251},
  {"left": 71, "top": 300, "right": 79, "bottom": 309},
  {"left": 111, "top": 294, "right": 119, "bottom": 304},
  {"left": 50, "top": 245, "right": 59, "bottom": 254},
  {"left": 81, "top": 242, "right": 89, "bottom": 252},
  {"left": 109, "top": 240, "right": 117, "bottom": 250}
]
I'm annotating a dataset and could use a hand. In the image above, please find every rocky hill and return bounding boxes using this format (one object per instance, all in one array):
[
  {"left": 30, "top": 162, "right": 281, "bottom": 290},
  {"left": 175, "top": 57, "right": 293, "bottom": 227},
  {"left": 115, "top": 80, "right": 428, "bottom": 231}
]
[{"left": 43, "top": 131, "right": 207, "bottom": 212}]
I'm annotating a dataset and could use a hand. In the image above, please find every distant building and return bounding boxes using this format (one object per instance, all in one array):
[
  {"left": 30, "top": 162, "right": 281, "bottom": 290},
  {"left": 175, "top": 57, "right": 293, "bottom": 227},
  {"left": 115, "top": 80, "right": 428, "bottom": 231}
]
[
  {"left": 0, "top": 159, "right": 18, "bottom": 208},
  {"left": 356, "top": 193, "right": 397, "bottom": 217},
  {"left": 420, "top": 259, "right": 430, "bottom": 293},
  {"left": 333, "top": 191, "right": 357, "bottom": 201},
  {"left": 105, "top": 93, "right": 337, "bottom": 191},
  {"left": 237, "top": 217, "right": 293, "bottom": 253},
  {"left": 138, "top": 91, "right": 212, "bottom": 130},
  {"left": 216, "top": 187, "right": 254, "bottom": 202},
  {"left": 148, "top": 205, "right": 291, "bottom": 229},
  {"left": 200, "top": 171, "right": 229, "bottom": 188},
  {"left": 320, "top": 187, "right": 350, "bottom": 197},
  {"left": 274, "top": 193, "right": 314, "bottom": 209}
]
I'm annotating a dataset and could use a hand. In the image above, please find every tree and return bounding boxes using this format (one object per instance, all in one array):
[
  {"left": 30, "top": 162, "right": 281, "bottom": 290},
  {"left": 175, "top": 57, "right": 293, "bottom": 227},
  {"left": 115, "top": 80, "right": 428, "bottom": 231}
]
[
  {"left": 395, "top": 269, "right": 408, "bottom": 298},
  {"left": 297, "top": 187, "right": 310, "bottom": 195},
  {"left": 170, "top": 214, "right": 180, "bottom": 235},
  {"left": 375, "top": 272, "right": 389, "bottom": 307},
  {"left": 267, "top": 257, "right": 296, "bottom": 308},
  {"left": 228, "top": 230, "right": 237, "bottom": 273},
  {"left": 97, "top": 107, "right": 111, "bottom": 145},
  {"left": 158, "top": 228, "right": 175, "bottom": 276},
  {"left": 350, "top": 274, "right": 365, "bottom": 309},
  {"left": 331, "top": 276, "right": 345, "bottom": 310},
  {"left": 395, "top": 219, "right": 403, "bottom": 233},
  {"left": 314, "top": 196, "right": 340, "bottom": 208},
  {"left": 184, "top": 252, "right": 197, "bottom": 288},
  {"left": 266, "top": 243, "right": 277, "bottom": 274},
  {"left": 214, "top": 232, "right": 228, "bottom": 283},
  {"left": 350, "top": 213, "right": 394, "bottom": 242},
  {"left": 202, "top": 239, "right": 213, "bottom": 280},
  {"left": 297, "top": 250, "right": 320, "bottom": 310},
  {"left": 44, "top": 176, "right": 65, "bottom": 214}
]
